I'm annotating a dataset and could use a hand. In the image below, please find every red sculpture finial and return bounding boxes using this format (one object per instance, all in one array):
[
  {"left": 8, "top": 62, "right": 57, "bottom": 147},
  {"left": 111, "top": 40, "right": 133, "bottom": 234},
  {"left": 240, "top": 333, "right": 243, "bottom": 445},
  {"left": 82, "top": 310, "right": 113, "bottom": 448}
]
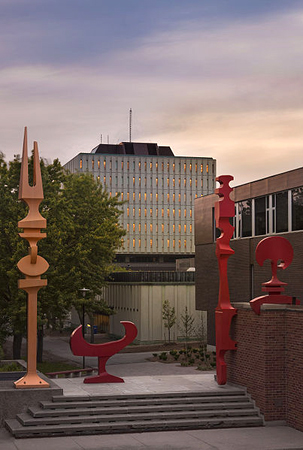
[
  {"left": 70, "top": 321, "right": 137, "bottom": 383},
  {"left": 215, "top": 175, "right": 237, "bottom": 385},
  {"left": 250, "top": 236, "right": 300, "bottom": 314}
]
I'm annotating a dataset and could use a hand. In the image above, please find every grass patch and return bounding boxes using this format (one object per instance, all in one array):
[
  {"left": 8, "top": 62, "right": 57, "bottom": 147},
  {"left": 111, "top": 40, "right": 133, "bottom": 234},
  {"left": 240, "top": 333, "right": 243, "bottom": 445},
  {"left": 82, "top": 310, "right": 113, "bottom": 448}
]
[
  {"left": 0, "top": 362, "right": 23, "bottom": 372},
  {"left": 36, "top": 361, "right": 81, "bottom": 375}
]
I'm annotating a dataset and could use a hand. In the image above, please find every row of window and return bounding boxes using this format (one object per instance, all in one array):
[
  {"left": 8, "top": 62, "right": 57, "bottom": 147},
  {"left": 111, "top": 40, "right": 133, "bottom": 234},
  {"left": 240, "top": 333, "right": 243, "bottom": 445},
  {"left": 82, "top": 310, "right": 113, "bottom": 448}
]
[
  {"left": 120, "top": 192, "right": 197, "bottom": 202},
  {"left": 96, "top": 175, "right": 207, "bottom": 188},
  {"left": 218, "top": 187, "right": 303, "bottom": 239},
  {"left": 125, "top": 223, "right": 193, "bottom": 233},
  {"left": 122, "top": 238, "right": 191, "bottom": 249},
  {"left": 126, "top": 207, "right": 192, "bottom": 218},
  {"left": 81, "top": 159, "right": 211, "bottom": 174}
]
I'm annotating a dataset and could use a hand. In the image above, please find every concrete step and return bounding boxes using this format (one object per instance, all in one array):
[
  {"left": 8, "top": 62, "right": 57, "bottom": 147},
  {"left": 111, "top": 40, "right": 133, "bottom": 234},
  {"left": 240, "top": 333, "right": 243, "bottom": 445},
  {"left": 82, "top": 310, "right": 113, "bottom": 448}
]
[
  {"left": 40, "top": 394, "right": 248, "bottom": 410},
  {"left": 28, "top": 400, "right": 254, "bottom": 418},
  {"left": 51, "top": 389, "right": 246, "bottom": 403},
  {"left": 17, "top": 408, "right": 259, "bottom": 426},
  {"left": 6, "top": 415, "right": 264, "bottom": 438}
]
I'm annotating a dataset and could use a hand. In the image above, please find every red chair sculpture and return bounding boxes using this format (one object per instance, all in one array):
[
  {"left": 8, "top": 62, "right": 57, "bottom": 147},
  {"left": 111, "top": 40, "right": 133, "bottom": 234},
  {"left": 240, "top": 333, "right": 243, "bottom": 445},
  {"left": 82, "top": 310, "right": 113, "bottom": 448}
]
[
  {"left": 70, "top": 321, "right": 137, "bottom": 383},
  {"left": 250, "top": 236, "right": 300, "bottom": 314},
  {"left": 215, "top": 175, "right": 237, "bottom": 386}
]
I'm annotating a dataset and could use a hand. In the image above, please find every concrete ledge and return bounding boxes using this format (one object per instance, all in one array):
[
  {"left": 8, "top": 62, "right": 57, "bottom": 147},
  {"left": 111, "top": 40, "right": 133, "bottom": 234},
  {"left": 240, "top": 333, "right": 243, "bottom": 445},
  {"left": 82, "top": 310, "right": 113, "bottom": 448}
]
[{"left": 0, "top": 371, "right": 62, "bottom": 427}]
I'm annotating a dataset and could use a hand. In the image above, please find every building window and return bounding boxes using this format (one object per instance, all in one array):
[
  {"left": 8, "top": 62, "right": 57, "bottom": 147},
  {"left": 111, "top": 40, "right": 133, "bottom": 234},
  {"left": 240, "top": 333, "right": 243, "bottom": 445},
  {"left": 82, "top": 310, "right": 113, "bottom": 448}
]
[
  {"left": 156, "top": 208, "right": 158, "bottom": 217},
  {"left": 179, "top": 239, "right": 181, "bottom": 248},
  {"left": 104, "top": 160, "right": 106, "bottom": 169},
  {"left": 127, "top": 239, "right": 129, "bottom": 248},
  {"left": 162, "top": 161, "right": 164, "bottom": 171},
  {"left": 104, "top": 176, "right": 106, "bottom": 184},
  {"left": 138, "top": 223, "right": 141, "bottom": 232},
  {"left": 190, "top": 224, "right": 192, "bottom": 233},
  {"left": 255, "top": 197, "right": 266, "bottom": 236},
  {"left": 201, "top": 164, "right": 203, "bottom": 173},
  {"left": 144, "top": 161, "right": 147, "bottom": 170},
  {"left": 178, "top": 179, "right": 181, "bottom": 187},
  {"left": 167, "top": 239, "right": 170, "bottom": 248},
  {"left": 184, "top": 209, "right": 187, "bottom": 218},
  {"left": 156, "top": 177, "right": 158, "bottom": 186},
  {"left": 173, "top": 208, "right": 175, "bottom": 218},
  {"left": 138, "top": 208, "right": 141, "bottom": 217},
  {"left": 150, "top": 223, "right": 153, "bottom": 232},
  {"left": 173, "top": 193, "right": 175, "bottom": 202},
  {"left": 173, "top": 163, "right": 175, "bottom": 172},
  {"left": 127, "top": 192, "right": 129, "bottom": 200},
  {"left": 144, "top": 208, "right": 147, "bottom": 217},
  {"left": 150, "top": 239, "right": 153, "bottom": 248},
  {"left": 133, "top": 192, "right": 135, "bottom": 201},
  {"left": 179, "top": 209, "right": 181, "bottom": 218},
  {"left": 184, "top": 193, "right": 186, "bottom": 202},
  {"left": 150, "top": 208, "right": 153, "bottom": 217},
  {"left": 162, "top": 223, "right": 164, "bottom": 232},
  {"left": 206, "top": 164, "right": 209, "bottom": 173},
  {"left": 145, "top": 223, "right": 147, "bottom": 232},
  {"left": 172, "top": 178, "right": 175, "bottom": 187},
  {"left": 173, "top": 239, "right": 175, "bottom": 248},
  {"left": 167, "top": 178, "right": 170, "bottom": 187},
  {"left": 127, "top": 161, "right": 129, "bottom": 170},
  {"left": 121, "top": 192, "right": 124, "bottom": 201},
  {"left": 173, "top": 224, "right": 175, "bottom": 232},
  {"left": 179, "top": 194, "right": 181, "bottom": 202},
  {"left": 156, "top": 223, "right": 158, "bottom": 232},
  {"left": 144, "top": 192, "right": 147, "bottom": 201},
  {"left": 133, "top": 177, "right": 135, "bottom": 186},
  {"left": 133, "top": 223, "right": 135, "bottom": 232},
  {"left": 167, "top": 209, "right": 170, "bottom": 218},
  {"left": 139, "top": 239, "right": 141, "bottom": 248},
  {"left": 190, "top": 209, "right": 192, "bottom": 218},
  {"left": 150, "top": 162, "right": 152, "bottom": 169},
  {"left": 184, "top": 163, "right": 186, "bottom": 172},
  {"left": 97, "top": 175, "right": 100, "bottom": 182},
  {"left": 139, "top": 192, "right": 141, "bottom": 201},
  {"left": 80, "top": 159, "right": 83, "bottom": 169},
  {"left": 238, "top": 200, "right": 252, "bottom": 237},
  {"left": 190, "top": 178, "right": 192, "bottom": 187},
  {"left": 121, "top": 161, "right": 124, "bottom": 169},
  {"left": 91, "top": 160, "right": 94, "bottom": 169},
  {"left": 133, "top": 238, "right": 135, "bottom": 248},
  {"left": 179, "top": 224, "right": 181, "bottom": 233},
  {"left": 150, "top": 193, "right": 153, "bottom": 201},
  {"left": 156, "top": 162, "right": 158, "bottom": 170},
  {"left": 138, "top": 161, "right": 141, "bottom": 170},
  {"left": 184, "top": 224, "right": 187, "bottom": 232},
  {"left": 139, "top": 177, "right": 141, "bottom": 186},
  {"left": 184, "top": 239, "right": 187, "bottom": 248},
  {"left": 167, "top": 193, "right": 170, "bottom": 201},
  {"left": 184, "top": 179, "right": 186, "bottom": 187},
  {"left": 127, "top": 207, "right": 129, "bottom": 217},
  {"left": 156, "top": 193, "right": 158, "bottom": 201},
  {"left": 133, "top": 208, "right": 135, "bottom": 217},
  {"left": 127, "top": 223, "right": 130, "bottom": 231},
  {"left": 162, "top": 208, "right": 164, "bottom": 217},
  {"left": 292, "top": 187, "right": 303, "bottom": 231}
]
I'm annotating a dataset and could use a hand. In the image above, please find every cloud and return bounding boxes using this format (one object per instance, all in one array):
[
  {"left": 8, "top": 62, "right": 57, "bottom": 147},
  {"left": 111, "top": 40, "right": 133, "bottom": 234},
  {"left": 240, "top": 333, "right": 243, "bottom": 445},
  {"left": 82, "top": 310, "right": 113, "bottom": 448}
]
[{"left": 1, "top": 4, "right": 303, "bottom": 186}]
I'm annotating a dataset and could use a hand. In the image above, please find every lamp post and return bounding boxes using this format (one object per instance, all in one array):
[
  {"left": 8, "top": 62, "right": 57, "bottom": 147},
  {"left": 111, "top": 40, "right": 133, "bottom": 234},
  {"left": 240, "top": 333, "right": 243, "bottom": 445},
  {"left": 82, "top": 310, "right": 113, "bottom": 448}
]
[{"left": 79, "top": 288, "right": 90, "bottom": 368}]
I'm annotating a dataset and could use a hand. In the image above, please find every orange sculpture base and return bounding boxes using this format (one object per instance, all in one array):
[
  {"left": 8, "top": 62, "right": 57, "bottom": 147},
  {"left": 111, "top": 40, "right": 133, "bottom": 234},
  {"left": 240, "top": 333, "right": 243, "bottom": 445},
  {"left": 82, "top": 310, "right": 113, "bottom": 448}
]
[{"left": 14, "top": 373, "right": 50, "bottom": 389}]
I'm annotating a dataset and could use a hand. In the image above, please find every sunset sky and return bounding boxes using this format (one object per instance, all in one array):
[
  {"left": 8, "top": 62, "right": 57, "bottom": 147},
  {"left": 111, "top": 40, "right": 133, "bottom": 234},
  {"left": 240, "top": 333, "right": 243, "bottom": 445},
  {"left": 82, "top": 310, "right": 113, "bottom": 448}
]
[{"left": 1, "top": 0, "right": 303, "bottom": 186}]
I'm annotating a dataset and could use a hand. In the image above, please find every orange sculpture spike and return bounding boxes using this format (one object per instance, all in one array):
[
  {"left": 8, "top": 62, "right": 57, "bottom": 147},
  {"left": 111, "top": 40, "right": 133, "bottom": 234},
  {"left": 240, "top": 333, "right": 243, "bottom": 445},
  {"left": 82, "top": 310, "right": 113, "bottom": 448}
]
[
  {"left": 215, "top": 175, "right": 237, "bottom": 385},
  {"left": 70, "top": 321, "right": 138, "bottom": 383},
  {"left": 15, "top": 128, "right": 50, "bottom": 389}
]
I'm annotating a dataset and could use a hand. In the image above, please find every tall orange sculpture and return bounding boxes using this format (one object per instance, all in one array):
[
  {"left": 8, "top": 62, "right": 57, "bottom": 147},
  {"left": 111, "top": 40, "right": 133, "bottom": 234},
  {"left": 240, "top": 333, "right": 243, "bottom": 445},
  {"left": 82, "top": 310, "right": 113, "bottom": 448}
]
[
  {"left": 14, "top": 128, "right": 50, "bottom": 389},
  {"left": 215, "top": 175, "right": 237, "bottom": 385}
]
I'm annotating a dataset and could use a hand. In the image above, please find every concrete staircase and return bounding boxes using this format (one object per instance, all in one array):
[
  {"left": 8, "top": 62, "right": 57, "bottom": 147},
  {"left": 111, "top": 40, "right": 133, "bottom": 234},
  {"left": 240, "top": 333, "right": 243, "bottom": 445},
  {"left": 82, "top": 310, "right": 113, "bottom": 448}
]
[{"left": 6, "top": 389, "right": 264, "bottom": 438}]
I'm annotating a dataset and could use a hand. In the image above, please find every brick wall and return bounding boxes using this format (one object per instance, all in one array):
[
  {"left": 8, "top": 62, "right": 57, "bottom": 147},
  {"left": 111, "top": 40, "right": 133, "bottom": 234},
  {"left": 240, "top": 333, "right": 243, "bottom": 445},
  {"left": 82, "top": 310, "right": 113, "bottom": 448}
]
[{"left": 226, "top": 303, "right": 303, "bottom": 430}]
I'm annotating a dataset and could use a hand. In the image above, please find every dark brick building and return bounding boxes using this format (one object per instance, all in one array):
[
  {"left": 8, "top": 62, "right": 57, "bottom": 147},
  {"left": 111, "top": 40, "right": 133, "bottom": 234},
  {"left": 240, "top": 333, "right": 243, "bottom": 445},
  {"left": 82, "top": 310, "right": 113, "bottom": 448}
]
[{"left": 195, "top": 167, "right": 303, "bottom": 345}]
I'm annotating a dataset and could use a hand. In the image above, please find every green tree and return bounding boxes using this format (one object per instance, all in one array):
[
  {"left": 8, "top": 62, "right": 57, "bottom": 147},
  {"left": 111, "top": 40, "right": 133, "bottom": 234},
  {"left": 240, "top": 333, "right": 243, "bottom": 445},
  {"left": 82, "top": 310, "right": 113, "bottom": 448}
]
[
  {"left": 178, "top": 306, "right": 196, "bottom": 362},
  {"left": 162, "top": 299, "right": 176, "bottom": 343},
  {"left": 0, "top": 155, "right": 125, "bottom": 360}
]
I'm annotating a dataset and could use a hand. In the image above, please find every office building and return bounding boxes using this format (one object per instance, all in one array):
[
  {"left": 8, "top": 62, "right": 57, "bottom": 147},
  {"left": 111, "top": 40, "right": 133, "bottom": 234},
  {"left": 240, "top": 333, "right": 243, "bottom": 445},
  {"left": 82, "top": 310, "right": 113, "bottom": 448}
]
[{"left": 64, "top": 141, "right": 216, "bottom": 270}]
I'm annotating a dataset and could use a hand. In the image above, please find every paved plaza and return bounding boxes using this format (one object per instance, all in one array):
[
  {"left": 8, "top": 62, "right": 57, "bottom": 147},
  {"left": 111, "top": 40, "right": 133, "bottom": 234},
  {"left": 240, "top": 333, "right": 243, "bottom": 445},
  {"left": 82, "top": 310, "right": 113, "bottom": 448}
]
[{"left": 1, "top": 336, "right": 303, "bottom": 449}]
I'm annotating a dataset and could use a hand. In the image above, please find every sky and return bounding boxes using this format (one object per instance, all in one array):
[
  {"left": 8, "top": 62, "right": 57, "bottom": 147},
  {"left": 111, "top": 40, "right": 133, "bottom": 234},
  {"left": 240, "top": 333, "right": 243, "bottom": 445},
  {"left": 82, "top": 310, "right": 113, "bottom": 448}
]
[{"left": 1, "top": 0, "right": 303, "bottom": 186}]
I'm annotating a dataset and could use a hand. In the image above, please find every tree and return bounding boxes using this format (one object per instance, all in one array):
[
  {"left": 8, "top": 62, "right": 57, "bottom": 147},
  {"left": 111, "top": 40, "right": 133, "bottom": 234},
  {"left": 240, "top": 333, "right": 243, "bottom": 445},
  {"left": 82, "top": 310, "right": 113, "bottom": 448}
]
[
  {"left": 0, "top": 155, "right": 125, "bottom": 360},
  {"left": 162, "top": 299, "right": 176, "bottom": 343},
  {"left": 178, "top": 306, "right": 196, "bottom": 361}
]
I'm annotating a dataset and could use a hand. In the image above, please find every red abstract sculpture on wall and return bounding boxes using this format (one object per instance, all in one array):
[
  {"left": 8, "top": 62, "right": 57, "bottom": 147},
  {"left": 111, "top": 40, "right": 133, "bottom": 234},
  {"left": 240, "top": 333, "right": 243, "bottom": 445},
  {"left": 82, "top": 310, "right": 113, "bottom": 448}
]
[
  {"left": 250, "top": 236, "right": 300, "bottom": 314},
  {"left": 215, "top": 175, "right": 237, "bottom": 386},
  {"left": 70, "top": 321, "right": 137, "bottom": 383}
]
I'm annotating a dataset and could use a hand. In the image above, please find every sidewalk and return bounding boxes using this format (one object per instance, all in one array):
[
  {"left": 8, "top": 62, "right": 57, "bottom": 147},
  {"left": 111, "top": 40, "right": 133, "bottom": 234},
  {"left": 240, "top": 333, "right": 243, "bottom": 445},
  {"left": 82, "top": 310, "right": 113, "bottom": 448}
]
[{"left": 1, "top": 336, "right": 303, "bottom": 449}]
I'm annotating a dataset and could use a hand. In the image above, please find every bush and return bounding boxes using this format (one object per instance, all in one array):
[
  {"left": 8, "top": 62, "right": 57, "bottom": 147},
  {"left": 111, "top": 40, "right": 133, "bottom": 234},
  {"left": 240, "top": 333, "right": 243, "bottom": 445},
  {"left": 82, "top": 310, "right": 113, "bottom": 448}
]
[
  {"left": 189, "top": 358, "right": 195, "bottom": 365},
  {"left": 173, "top": 354, "right": 180, "bottom": 361},
  {"left": 159, "top": 352, "right": 167, "bottom": 361},
  {"left": 169, "top": 350, "right": 178, "bottom": 356},
  {"left": 152, "top": 353, "right": 158, "bottom": 357}
]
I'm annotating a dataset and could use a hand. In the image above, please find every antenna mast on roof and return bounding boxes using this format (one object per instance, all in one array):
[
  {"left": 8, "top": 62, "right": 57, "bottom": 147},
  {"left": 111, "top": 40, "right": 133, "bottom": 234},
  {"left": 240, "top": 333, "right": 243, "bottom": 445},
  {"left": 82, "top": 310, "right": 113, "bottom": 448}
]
[
  {"left": 129, "top": 108, "right": 132, "bottom": 142},
  {"left": 100, "top": 134, "right": 102, "bottom": 144}
]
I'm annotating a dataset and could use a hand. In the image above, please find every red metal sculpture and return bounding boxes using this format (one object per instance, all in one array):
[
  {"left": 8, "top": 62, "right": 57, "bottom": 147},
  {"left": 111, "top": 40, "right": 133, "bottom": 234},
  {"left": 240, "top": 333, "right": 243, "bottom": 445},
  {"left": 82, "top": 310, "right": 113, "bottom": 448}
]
[
  {"left": 70, "top": 321, "right": 137, "bottom": 383},
  {"left": 215, "top": 175, "right": 237, "bottom": 386},
  {"left": 250, "top": 236, "right": 300, "bottom": 314}
]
